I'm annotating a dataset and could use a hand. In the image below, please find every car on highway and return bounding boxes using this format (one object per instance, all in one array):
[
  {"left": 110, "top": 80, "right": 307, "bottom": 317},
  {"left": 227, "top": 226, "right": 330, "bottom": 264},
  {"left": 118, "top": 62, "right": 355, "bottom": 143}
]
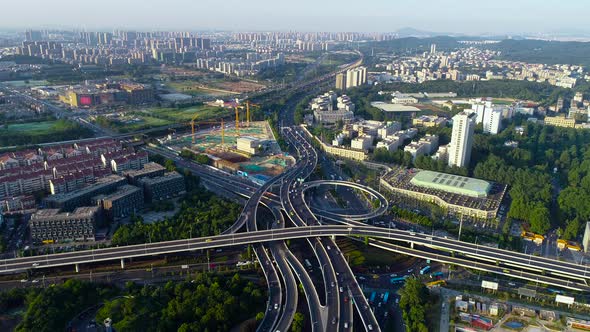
[
  {"left": 368, "top": 324, "right": 373, "bottom": 330},
  {"left": 339, "top": 287, "right": 343, "bottom": 293},
  {"left": 274, "top": 303, "right": 279, "bottom": 310},
  {"left": 32, "top": 263, "right": 39, "bottom": 267},
  {"left": 20, "top": 279, "right": 28, "bottom": 283},
  {"left": 32, "top": 279, "right": 39, "bottom": 283}
]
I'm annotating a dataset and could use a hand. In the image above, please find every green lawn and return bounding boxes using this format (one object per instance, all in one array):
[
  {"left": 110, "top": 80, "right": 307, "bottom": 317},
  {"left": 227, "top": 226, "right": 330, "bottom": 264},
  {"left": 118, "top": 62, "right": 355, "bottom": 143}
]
[
  {"left": 5, "top": 121, "right": 56, "bottom": 134},
  {"left": 0, "top": 120, "right": 93, "bottom": 146}
]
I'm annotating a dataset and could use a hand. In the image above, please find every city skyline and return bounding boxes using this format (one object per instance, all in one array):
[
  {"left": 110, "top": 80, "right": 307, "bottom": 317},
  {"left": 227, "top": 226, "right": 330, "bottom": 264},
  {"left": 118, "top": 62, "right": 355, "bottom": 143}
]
[{"left": 2, "top": 0, "right": 589, "bottom": 36}]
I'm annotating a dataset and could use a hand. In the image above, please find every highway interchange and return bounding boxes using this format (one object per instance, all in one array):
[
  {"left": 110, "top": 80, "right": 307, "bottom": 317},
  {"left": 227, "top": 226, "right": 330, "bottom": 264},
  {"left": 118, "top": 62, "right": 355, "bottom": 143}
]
[
  {"left": 3, "top": 53, "right": 590, "bottom": 332},
  {"left": 4, "top": 125, "right": 590, "bottom": 332}
]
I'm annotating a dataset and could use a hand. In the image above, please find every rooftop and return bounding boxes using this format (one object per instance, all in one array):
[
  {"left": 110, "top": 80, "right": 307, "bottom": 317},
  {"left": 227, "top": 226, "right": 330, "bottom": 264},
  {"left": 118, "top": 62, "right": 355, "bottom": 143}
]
[
  {"left": 370, "top": 102, "right": 421, "bottom": 113},
  {"left": 411, "top": 170, "right": 490, "bottom": 198}
]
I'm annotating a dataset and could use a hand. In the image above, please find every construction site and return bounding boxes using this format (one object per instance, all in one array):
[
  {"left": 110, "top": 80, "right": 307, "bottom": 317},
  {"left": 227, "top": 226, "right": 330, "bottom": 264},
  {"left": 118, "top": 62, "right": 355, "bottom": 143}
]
[{"left": 162, "top": 102, "right": 294, "bottom": 183}]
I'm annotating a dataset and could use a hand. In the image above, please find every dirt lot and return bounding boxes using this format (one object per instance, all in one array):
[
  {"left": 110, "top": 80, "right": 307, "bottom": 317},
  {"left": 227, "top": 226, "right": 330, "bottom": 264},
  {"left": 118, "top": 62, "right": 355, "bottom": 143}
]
[{"left": 213, "top": 80, "right": 266, "bottom": 93}]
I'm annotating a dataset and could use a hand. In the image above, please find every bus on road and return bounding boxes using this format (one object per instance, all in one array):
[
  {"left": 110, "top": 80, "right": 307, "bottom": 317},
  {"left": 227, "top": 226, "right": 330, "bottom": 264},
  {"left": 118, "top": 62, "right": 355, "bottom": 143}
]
[{"left": 390, "top": 276, "right": 408, "bottom": 284}]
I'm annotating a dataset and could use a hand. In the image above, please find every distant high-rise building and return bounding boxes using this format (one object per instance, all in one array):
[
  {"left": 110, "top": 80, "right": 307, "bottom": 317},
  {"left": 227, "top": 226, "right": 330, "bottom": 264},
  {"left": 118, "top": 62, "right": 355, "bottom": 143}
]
[
  {"left": 98, "top": 32, "right": 112, "bottom": 45},
  {"left": 483, "top": 107, "right": 503, "bottom": 134},
  {"left": 25, "top": 30, "right": 42, "bottom": 42},
  {"left": 430, "top": 43, "right": 437, "bottom": 54},
  {"left": 345, "top": 66, "right": 367, "bottom": 89},
  {"left": 448, "top": 112, "right": 475, "bottom": 168},
  {"left": 335, "top": 73, "right": 346, "bottom": 90}
]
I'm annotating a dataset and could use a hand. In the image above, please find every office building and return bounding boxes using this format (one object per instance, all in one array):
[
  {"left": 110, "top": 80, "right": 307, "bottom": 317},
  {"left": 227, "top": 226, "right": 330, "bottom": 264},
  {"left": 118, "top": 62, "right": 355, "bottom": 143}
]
[
  {"left": 139, "top": 171, "right": 186, "bottom": 202},
  {"left": 448, "top": 112, "right": 475, "bottom": 168},
  {"left": 430, "top": 43, "right": 437, "bottom": 54},
  {"left": 92, "top": 185, "right": 144, "bottom": 220},
  {"left": 544, "top": 115, "right": 576, "bottom": 128},
  {"left": 483, "top": 107, "right": 503, "bottom": 134},
  {"left": 29, "top": 206, "right": 99, "bottom": 243}
]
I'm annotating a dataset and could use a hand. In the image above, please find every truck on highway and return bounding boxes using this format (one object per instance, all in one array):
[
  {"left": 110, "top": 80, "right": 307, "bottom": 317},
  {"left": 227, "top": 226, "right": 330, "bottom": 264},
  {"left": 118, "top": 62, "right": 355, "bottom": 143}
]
[
  {"left": 383, "top": 292, "right": 390, "bottom": 305},
  {"left": 369, "top": 291, "right": 376, "bottom": 303},
  {"left": 420, "top": 266, "right": 431, "bottom": 275},
  {"left": 430, "top": 271, "right": 444, "bottom": 279}
]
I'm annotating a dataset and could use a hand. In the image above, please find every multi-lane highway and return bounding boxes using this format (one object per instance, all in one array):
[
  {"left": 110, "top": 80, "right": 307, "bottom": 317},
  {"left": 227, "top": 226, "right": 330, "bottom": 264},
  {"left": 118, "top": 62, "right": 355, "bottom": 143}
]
[{"left": 282, "top": 127, "right": 380, "bottom": 331}]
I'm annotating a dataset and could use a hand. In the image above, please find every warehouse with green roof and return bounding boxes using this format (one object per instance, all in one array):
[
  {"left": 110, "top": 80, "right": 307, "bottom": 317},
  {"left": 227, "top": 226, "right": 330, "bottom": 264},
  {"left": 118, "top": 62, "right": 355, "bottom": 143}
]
[{"left": 410, "top": 170, "right": 491, "bottom": 198}]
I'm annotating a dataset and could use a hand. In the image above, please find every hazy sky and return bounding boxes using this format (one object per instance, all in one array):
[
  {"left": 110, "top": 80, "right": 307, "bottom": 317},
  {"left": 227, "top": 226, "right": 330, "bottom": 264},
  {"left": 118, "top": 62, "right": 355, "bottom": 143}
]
[{"left": 2, "top": 0, "right": 588, "bottom": 34}]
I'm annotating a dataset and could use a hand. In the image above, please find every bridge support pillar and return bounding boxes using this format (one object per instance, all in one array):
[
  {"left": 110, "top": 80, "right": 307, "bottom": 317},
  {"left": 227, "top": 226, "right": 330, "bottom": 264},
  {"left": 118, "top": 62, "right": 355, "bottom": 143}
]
[
  {"left": 120, "top": 258, "right": 125, "bottom": 269},
  {"left": 410, "top": 242, "right": 414, "bottom": 249},
  {"left": 331, "top": 235, "right": 335, "bottom": 240},
  {"left": 75, "top": 263, "right": 79, "bottom": 273}
]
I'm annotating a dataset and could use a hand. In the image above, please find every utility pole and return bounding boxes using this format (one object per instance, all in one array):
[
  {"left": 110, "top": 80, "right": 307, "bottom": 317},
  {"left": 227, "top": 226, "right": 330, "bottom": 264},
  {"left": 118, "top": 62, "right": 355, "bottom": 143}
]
[{"left": 458, "top": 215, "right": 464, "bottom": 241}]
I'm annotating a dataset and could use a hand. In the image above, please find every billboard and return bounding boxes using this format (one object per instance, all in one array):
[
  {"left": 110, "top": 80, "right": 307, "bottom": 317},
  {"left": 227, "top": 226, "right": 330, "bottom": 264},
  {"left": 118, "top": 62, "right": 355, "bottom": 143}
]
[
  {"left": 556, "top": 295, "right": 575, "bottom": 305},
  {"left": 481, "top": 280, "right": 498, "bottom": 290},
  {"left": 79, "top": 95, "right": 92, "bottom": 106},
  {"left": 517, "top": 288, "right": 537, "bottom": 298}
]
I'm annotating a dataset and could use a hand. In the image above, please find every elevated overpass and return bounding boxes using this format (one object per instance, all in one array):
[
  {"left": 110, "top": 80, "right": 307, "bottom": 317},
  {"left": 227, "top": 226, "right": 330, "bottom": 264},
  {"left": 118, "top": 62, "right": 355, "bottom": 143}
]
[{"left": 5, "top": 226, "right": 590, "bottom": 291}]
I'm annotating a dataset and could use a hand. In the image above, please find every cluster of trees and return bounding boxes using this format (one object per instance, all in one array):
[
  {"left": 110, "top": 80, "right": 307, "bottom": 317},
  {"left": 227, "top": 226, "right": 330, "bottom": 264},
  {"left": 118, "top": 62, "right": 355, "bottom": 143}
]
[
  {"left": 16, "top": 279, "right": 118, "bottom": 331},
  {"left": 488, "top": 39, "right": 590, "bottom": 68},
  {"left": 399, "top": 278, "right": 434, "bottom": 332},
  {"left": 554, "top": 138, "right": 590, "bottom": 240},
  {"left": 96, "top": 273, "right": 266, "bottom": 332},
  {"left": 0, "top": 119, "right": 94, "bottom": 147},
  {"left": 472, "top": 120, "right": 590, "bottom": 237},
  {"left": 180, "top": 150, "right": 210, "bottom": 165},
  {"left": 374, "top": 148, "right": 413, "bottom": 166},
  {"left": 474, "top": 155, "right": 552, "bottom": 234},
  {"left": 3, "top": 272, "right": 265, "bottom": 332},
  {"left": 111, "top": 184, "right": 241, "bottom": 245}
]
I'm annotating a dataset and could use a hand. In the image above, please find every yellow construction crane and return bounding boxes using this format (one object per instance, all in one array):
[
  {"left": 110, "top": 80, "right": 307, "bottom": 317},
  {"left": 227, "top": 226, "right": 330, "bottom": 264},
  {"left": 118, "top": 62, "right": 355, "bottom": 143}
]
[
  {"left": 245, "top": 101, "right": 260, "bottom": 127},
  {"left": 191, "top": 114, "right": 225, "bottom": 145},
  {"left": 234, "top": 106, "right": 240, "bottom": 136}
]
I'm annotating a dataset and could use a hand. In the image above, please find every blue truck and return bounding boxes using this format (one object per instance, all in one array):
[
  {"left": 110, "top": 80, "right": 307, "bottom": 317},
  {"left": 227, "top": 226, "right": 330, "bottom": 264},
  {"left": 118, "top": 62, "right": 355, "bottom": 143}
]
[
  {"left": 420, "top": 266, "right": 431, "bottom": 275},
  {"left": 369, "top": 291, "right": 376, "bottom": 303}
]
